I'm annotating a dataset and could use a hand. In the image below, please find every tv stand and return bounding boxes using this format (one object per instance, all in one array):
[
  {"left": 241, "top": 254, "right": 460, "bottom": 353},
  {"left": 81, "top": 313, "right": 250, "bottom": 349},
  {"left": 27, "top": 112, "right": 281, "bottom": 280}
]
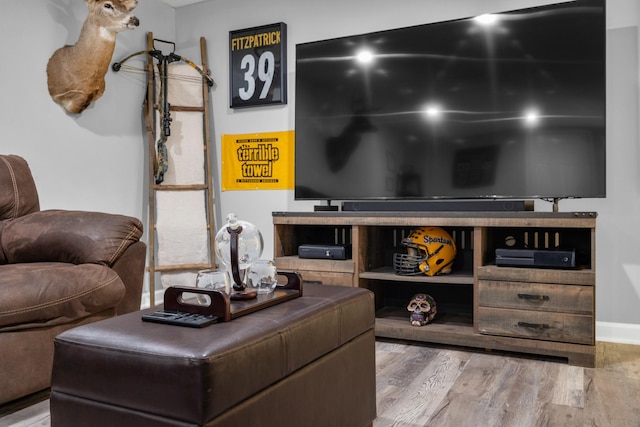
[{"left": 273, "top": 210, "right": 596, "bottom": 367}]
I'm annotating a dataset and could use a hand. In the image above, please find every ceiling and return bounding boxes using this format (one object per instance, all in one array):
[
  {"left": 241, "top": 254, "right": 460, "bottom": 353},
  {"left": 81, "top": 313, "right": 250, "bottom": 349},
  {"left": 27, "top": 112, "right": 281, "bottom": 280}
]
[{"left": 161, "top": 0, "right": 208, "bottom": 7}]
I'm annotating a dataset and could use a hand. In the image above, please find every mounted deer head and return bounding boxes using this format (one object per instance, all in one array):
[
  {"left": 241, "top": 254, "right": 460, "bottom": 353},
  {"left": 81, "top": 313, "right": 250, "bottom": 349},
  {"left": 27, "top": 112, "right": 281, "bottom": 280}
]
[{"left": 46, "top": 0, "right": 139, "bottom": 114}]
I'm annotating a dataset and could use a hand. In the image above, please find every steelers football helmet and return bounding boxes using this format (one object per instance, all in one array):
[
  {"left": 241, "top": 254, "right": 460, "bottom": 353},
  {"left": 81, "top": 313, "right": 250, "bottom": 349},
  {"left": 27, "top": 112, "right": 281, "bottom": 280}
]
[{"left": 393, "top": 226, "right": 457, "bottom": 276}]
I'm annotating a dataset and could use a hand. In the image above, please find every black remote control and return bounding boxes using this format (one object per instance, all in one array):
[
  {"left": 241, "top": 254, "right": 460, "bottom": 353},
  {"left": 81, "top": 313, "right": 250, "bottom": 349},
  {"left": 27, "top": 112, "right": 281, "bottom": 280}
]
[{"left": 142, "top": 310, "right": 218, "bottom": 328}]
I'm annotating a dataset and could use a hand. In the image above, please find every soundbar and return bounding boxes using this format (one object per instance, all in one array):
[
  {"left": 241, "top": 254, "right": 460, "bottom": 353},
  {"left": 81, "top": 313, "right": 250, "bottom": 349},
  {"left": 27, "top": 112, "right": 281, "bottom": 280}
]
[
  {"left": 495, "top": 248, "right": 576, "bottom": 268},
  {"left": 342, "top": 200, "right": 534, "bottom": 212}
]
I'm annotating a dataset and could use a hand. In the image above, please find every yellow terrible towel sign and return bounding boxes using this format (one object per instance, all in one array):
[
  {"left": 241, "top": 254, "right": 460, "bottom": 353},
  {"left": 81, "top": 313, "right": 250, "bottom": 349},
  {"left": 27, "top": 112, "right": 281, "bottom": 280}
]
[{"left": 221, "top": 131, "right": 294, "bottom": 191}]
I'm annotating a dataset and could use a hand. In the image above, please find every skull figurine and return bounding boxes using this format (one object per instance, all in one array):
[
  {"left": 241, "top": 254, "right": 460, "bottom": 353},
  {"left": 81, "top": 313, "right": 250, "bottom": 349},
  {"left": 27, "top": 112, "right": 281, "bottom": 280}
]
[{"left": 407, "top": 293, "right": 437, "bottom": 326}]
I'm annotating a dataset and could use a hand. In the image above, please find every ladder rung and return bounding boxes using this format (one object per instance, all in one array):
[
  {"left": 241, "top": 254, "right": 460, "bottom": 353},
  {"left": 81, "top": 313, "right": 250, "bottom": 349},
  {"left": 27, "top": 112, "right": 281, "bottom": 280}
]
[
  {"left": 154, "top": 184, "right": 209, "bottom": 191},
  {"left": 149, "top": 264, "right": 213, "bottom": 272},
  {"left": 153, "top": 104, "right": 205, "bottom": 113},
  {"left": 172, "top": 105, "right": 206, "bottom": 112},
  {"left": 152, "top": 222, "right": 213, "bottom": 230}
]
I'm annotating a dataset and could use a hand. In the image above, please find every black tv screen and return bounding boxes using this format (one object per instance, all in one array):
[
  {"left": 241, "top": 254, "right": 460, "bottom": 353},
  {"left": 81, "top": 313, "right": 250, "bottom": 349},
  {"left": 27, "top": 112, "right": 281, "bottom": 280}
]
[{"left": 294, "top": 0, "right": 605, "bottom": 202}]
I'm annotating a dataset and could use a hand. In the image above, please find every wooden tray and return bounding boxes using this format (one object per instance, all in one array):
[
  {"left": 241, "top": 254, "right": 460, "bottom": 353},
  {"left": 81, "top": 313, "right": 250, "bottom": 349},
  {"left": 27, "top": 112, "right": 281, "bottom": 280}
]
[{"left": 162, "top": 270, "right": 303, "bottom": 322}]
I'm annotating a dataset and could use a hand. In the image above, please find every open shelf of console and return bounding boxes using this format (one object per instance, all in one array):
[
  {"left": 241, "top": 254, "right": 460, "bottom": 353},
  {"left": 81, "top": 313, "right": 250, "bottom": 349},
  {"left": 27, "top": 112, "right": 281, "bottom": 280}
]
[{"left": 273, "top": 211, "right": 597, "bottom": 366}]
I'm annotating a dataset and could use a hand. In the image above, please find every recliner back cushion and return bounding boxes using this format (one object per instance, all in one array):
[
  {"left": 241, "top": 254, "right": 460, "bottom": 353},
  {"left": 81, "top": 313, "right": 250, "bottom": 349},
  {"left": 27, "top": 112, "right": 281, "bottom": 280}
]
[{"left": 0, "top": 155, "right": 40, "bottom": 221}]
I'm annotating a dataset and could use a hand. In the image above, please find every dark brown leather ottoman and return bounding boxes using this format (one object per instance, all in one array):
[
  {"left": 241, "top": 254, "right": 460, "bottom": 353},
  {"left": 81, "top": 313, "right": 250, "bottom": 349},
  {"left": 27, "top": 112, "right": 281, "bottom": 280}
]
[{"left": 50, "top": 284, "right": 376, "bottom": 427}]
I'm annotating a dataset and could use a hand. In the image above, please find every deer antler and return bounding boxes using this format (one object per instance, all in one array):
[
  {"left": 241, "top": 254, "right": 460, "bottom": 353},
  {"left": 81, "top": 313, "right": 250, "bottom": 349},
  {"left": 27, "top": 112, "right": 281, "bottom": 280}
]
[{"left": 46, "top": 0, "right": 139, "bottom": 114}]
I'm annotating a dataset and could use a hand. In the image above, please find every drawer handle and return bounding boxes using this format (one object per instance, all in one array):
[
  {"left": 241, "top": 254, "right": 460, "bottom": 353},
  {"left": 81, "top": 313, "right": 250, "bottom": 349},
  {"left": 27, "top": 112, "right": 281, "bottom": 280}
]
[
  {"left": 517, "top": 293, "right": 550, "bottom": 301},
  {"left": 517, "top": 321, "right": 550, "bottom": 330}
]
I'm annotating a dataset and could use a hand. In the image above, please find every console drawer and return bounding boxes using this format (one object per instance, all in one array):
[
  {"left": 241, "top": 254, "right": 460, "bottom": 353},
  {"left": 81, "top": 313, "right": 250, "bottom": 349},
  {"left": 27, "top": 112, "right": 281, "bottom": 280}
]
[
  {"left": 292, "top": 270, "right": 354, "bottom": 286},
  {"left": 477, "top": 307, "right": 594, "bottom": 345},
  {"left": 274, "top": 256, "right": 355, "bottom": 286},
  {"left": 478, "top": 280, "right": 593, "bottom": 315}
]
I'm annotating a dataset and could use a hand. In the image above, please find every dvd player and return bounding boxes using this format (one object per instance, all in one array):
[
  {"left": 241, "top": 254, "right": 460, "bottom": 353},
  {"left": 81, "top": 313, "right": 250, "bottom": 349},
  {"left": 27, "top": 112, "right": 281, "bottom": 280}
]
[
  {"left": 298, "top": 244, "right": 351, "bottom": 260},
  {"left": 495, "top": 248, "right": 576, "bottom": 268}
]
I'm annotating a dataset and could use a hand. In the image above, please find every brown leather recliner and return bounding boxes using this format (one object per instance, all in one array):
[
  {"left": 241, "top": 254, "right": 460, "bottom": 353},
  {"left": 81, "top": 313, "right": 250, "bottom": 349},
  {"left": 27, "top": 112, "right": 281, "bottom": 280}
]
[{"left": 0, "top": 154, "right": 147, "bottom": 404}]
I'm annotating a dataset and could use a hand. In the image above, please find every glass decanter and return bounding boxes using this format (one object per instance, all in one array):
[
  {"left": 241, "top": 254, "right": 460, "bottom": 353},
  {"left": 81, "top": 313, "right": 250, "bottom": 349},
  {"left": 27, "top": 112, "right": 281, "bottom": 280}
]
[{"left": 214, "top": 213, "right": 264, "bottom": 299}]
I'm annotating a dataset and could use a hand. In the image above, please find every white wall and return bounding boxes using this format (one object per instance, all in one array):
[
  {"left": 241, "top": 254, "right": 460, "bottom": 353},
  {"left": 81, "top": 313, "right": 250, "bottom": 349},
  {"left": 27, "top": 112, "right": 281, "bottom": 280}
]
[
  {"left": 2, "top": 0, "right": 174, "bottom": 219},
  {"left": 2, "top": 0, "right": 639, "bottom": 343}
]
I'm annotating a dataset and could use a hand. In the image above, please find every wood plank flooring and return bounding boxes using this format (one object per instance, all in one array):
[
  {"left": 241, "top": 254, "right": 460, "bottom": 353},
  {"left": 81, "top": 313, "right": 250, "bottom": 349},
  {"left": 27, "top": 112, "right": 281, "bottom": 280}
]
[
  {"left": 374, "top": 340, "right": 640, "bottom": 427},
  {"left": 1, "top": 340, "right": 639, "bottom": 426}
]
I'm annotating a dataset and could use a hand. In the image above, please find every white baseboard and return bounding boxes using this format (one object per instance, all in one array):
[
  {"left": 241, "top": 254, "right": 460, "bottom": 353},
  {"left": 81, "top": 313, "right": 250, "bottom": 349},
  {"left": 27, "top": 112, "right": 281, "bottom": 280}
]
[{"left": 596, "top": 321, "right": 640, "bottom": 345}]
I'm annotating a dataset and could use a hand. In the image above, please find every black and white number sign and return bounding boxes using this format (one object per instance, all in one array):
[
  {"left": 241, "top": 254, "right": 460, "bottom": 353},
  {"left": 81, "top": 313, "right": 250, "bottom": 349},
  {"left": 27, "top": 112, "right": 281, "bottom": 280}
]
[{"left": 229, "top": 23, "right": 287, "bottom": 108}]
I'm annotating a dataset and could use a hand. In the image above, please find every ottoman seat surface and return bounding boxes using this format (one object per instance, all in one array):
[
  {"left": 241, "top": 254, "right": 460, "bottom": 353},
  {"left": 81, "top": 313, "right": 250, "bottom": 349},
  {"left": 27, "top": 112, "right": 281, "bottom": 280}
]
[{"left": 51, "top": 283, "right": 375, "bottom": 426}]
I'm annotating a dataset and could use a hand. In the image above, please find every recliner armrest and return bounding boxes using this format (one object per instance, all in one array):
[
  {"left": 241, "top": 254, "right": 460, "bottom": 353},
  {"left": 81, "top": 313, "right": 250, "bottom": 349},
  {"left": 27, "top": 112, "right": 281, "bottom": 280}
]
[{"left": 0, "top": 210, "right": 143, "bottom": 266}]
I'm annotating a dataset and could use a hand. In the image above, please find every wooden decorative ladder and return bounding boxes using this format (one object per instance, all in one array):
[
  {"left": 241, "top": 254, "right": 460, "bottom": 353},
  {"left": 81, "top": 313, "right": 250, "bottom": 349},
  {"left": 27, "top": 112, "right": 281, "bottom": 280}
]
[{"left": 142, "top": 33, "right": 216, "bottom": 306}]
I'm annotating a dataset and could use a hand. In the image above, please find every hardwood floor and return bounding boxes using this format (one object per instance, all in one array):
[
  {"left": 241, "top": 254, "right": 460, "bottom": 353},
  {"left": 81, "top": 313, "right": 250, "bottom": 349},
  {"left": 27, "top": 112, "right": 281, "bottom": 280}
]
[
  {"left": 0, "top": 394, "right": 50, "bottom": 427},
  {"left": 374, "top": 340, "right": 640, "bottom": 427},
  {"left": 1, "top": 341, "right": 639, "bottom": 426}
]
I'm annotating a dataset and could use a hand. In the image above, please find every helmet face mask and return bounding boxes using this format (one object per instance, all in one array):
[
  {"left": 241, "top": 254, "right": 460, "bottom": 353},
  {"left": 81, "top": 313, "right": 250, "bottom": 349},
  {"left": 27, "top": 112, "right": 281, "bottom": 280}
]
[
  {"left": 393, "top": 226, "right": 457, "bottom": 276},
  {"left": 393, "top": 251, "right": 426, "bottom": 275}
]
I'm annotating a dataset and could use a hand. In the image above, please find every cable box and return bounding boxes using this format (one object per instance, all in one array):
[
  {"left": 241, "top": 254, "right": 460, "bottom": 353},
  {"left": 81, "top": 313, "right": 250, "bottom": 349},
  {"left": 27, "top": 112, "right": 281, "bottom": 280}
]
[
  {"left": 298, "top": 244, "right": 351, "bottom": 260},
  {"left": 495, "top": 248, "right": 576, "bottom": 268}
]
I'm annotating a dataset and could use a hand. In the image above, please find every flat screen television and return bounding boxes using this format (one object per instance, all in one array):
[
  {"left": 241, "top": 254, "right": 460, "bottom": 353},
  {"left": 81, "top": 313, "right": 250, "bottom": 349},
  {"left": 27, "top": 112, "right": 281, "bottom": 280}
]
[{"left": 294, "top": 0, "right": 605, "bottom": 206}]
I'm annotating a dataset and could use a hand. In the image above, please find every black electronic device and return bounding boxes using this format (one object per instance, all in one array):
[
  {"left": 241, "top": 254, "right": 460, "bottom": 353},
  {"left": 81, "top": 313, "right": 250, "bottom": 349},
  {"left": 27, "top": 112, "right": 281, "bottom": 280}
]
[
  {"left": 142, "top": 286, "right": 223, "bottom": 327},
  {"left": 299, "top": 244, "right": 351, "bottom": 260},
  {"left": 142, "top": 310, "right": 218, "bottom": 328},
  {"left": 294, "top": 0, "right": 605, "bottom": 205},
  {"left": 495, "top": 248, "right": 576, "bottom": 269},
  {"left": 342, "top": 200, "right": 534, "bottom": 212}
]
